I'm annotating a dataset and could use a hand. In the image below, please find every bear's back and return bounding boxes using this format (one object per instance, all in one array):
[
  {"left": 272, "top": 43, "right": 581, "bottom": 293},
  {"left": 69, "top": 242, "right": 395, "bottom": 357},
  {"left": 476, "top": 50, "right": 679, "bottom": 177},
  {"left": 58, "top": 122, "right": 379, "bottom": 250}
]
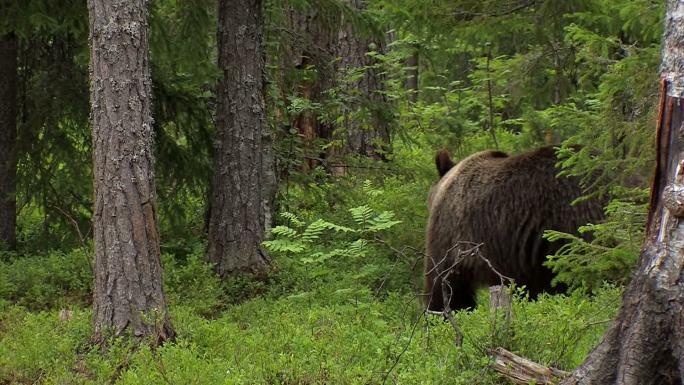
[{"left": 427, "top": 146, "right": 602, "bottom": 284}]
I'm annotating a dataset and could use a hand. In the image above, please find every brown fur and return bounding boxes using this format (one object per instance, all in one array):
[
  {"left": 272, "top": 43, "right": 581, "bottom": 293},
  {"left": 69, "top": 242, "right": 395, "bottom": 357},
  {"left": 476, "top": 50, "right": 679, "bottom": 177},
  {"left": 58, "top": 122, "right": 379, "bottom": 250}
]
[
  {"left": 425, "top": 146, "right": 604, "bottom": 311},
  {"left": 435, "top": 149, "right": 456, "bottom": 177}
]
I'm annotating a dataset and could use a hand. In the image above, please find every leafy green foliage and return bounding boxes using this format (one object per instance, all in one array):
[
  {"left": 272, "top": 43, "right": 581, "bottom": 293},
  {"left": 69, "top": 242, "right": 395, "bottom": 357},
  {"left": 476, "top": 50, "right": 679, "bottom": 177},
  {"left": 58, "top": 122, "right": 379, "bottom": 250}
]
[
  {"left": 263, "top": 205, "right": 400, "bottom": 267},
  {"left": 0, "top": 249, "right": 92, "bottom": 310},
  {"left": 545, "top": 188, "right": 648, "bottom": 291}
]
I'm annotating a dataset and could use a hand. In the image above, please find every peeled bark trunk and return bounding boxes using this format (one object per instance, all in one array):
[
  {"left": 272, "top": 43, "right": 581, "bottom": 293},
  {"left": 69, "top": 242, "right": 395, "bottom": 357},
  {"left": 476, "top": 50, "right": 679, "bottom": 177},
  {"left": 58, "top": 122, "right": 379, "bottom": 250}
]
[
  {"left": 0, "top": 34, "right": 17, "bottom": 251},
  {"left": 560, "top": 3, "right": 684, "bottom": 382},
  {"left": 207, "top": 0, "right": 275, "bottom": 277},
  {"left": 89, "top": 0, "right": 174, "bottom": 343}
]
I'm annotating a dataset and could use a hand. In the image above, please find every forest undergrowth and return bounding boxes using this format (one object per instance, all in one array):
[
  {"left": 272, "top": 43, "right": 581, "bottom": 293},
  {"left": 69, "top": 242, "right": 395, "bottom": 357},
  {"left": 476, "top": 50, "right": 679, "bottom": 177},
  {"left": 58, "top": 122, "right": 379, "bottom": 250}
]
[{"left": 1, "top": 136, "right": 623, "bottom": 385}]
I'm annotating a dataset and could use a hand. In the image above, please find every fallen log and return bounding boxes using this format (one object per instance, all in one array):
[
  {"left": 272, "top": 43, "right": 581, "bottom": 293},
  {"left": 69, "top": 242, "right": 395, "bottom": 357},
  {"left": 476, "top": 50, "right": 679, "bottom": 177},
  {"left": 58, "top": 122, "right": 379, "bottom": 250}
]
[{"left": 488, "top": 347, "right": 569, "bottom": 385}]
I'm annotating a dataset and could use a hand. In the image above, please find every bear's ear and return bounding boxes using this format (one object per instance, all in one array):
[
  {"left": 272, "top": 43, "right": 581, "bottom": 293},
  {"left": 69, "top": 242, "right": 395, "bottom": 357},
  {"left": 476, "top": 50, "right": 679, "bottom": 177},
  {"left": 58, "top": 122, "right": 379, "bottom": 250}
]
[{"left": 435, "top": 149, "right": 455, "bottom": 177}]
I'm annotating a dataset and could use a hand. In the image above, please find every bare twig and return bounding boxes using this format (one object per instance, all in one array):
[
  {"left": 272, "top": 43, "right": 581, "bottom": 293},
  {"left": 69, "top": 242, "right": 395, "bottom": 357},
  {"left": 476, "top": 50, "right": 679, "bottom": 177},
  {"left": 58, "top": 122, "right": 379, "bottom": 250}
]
[
  {"left": 372, "top": 237, "right": 424, "bottom": 298},
  {"left": 485, "top": 43, "right": 499, "bottom": 149},
  {"left": 440, "top": 269, "right": 463, "bottom": 346},
  {"left": 454, "top": 0, "right": 537, "bottom": 19},
  {"left": 49, "top": 203, "right": 93, "bottom": 271},
  {"left": 476, "top": 252, "right": 514, "bottom": 285}
]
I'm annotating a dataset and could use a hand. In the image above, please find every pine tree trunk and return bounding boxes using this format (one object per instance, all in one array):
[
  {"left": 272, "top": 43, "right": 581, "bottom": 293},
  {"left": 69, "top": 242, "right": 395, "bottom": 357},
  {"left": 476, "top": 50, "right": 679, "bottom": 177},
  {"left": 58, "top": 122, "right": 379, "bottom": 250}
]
[
  {"left": 0, "top": 34, "right": 17, "bottom": 251},
  {"left": 88, "top": 0, "right": 174, "bottom": 343},
  {"left": 207, "top": 0, "right": 274, "bottom": 277},
  {"left": 560, "top": 2, "right": 684, "bottom": 382},
  {"left": 330, "top": 0, "right": 391, "bottom": 173}
]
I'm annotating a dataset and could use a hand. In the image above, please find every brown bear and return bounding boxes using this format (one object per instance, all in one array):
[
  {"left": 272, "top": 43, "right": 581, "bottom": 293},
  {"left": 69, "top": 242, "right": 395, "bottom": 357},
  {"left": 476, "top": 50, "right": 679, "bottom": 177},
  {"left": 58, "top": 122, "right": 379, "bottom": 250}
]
[{"left": 425, "top": 146, "right": 604, "bottom": 312}]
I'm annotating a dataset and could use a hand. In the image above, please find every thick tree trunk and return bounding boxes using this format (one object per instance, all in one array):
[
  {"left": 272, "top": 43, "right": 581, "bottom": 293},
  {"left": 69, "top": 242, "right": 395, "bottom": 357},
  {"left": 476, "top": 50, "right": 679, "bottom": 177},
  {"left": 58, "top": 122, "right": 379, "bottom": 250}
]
[
  {"left": 560, "top": 3, "right": 684, "bottom": 383},
  {"left": 88, "top": 0, "right": 174, "bottom": 343},
  {"left": 0, "top": 34, "right": 17, "bottom": 251},
  {"left": 284, "top": 2, "right": 390, "bottom": 174},
  {"left": 284, "top": 6, "right": 335, "bottom": 171},
  {"left": 329, "top": 0, "right": 391, "bottom": 175},
  {"left": 207, "top": 0, "right": 275, "bottom": 277}
]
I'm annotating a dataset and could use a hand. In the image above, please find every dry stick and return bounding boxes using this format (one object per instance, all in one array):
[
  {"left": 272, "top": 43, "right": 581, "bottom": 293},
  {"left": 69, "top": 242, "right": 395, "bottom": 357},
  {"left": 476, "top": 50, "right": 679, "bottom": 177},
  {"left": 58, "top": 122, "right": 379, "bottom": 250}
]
[
  {"left": 426, "top": 241, "right": 481, "bottom": 277},
  {"left": 372, "top": 237, "right": 424, "bottom": 298},
  {"left": 440, "top": 269, "right": 464, "bottom": 346},
  {"left": 381, "top": 241, "right": 475, "bottom": 384},
  {"left": 454, "top": 0, "right": 537, "bottom": 18},
  {"left": 382, "top": 241, "right": 519, "bottom": 382},
  {"left": 477, "top": 252, "right": 514, "bottom": 286},
  {"left": 49, "top": 203, "right": 93, "bottom": 271}
]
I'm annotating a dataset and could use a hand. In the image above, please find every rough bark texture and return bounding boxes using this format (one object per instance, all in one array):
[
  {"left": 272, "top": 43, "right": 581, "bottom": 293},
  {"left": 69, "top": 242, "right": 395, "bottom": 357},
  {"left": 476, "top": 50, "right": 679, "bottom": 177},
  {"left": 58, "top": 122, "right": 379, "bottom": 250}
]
[
  {"left": 284, "top": 2, "right": 390, "bottom": 173},
  {"left": 0, "top": 34, "right": 17, "bottom": 251},
  {"left": 284, "top": 6, "right": 336, "bottom": 171},
  {"left": 207, "top": 0, "right": 275, "bottom": 277},
  {"left": 559, "top": 4, "right": 684, "bottom": 382},
  {"left": 89, "top": 0, "right": 174, "bottom": 343},
  {"left": 329, "top": 0, "right": 391, "bottom": 173}
]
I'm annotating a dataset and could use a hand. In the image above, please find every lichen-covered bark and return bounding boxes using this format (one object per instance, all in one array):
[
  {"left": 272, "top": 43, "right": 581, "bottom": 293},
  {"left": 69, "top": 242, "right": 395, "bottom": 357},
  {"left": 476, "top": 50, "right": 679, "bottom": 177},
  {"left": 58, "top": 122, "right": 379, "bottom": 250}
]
[
  {"left": 0, "top": 34, "right": 17, "bottom": 251},
  {"left": 88, "top": 0, "right": 174, "bottom": 343},
  {"left": 559, "top": 5, "right": 684, "bottom": 379},
  {"left": 207, "top": 0, "right": 275, "bottom": 277}
]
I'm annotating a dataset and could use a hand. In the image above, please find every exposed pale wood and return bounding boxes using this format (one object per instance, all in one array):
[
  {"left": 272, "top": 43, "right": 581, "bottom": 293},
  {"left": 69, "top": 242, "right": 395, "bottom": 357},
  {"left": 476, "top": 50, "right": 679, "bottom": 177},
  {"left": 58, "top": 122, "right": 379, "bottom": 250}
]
[
  {"left": 489, "top": 347, "right": 568, "bottom": 385},
  {"left": 489, "top": 285, "right": 512, "bottom": 320}
]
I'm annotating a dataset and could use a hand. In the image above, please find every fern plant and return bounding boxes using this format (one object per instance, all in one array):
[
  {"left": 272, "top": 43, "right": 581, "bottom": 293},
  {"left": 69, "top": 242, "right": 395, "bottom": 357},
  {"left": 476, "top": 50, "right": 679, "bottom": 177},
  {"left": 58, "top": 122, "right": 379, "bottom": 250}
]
[{"left": 263, "top": 206, "right": 401, "bottom": 266}]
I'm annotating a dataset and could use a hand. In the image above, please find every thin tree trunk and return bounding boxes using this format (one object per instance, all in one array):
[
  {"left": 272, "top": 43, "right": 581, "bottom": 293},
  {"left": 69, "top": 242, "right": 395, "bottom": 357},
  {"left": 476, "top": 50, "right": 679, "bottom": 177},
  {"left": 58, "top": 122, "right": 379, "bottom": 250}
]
[
  {"left": 560, "top": 2, "right": 684, "bottom": 382},
  {"left": 207, "top": 0, "right": 274, "bottom": 277},
  {"left": 0, "top": 34, "right": 17, "bottom": 251},
  {"left": 405, "top": 46, "right": 418, "bottom": 104},
  {"left": 89, "top": 0, "right": 174, "bottom": 343}
]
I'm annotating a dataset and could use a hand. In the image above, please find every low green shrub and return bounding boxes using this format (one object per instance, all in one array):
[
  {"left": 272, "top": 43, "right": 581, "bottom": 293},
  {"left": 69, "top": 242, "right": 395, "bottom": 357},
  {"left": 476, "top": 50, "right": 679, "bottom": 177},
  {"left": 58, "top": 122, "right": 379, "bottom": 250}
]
[
  {"left": 545, "top": 187, "right": 648, "bottom": 292},
  {"left": 0, "top": 249, "right": 92, "bottom": 310},
  {"left": 0, "top": 286, "right": 621, "bottom": 385}
]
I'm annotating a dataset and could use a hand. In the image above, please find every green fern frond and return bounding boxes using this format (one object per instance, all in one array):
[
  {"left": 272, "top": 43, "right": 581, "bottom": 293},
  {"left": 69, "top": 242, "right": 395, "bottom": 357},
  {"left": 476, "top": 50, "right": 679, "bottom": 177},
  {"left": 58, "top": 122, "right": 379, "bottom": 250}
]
[
  {"left": 262, "top": 239, "right": 307, "bottom": 253},
  {"left": 349, "top": 205, "right": 374, "bottom": 225},
  {"left": 366, "top": 211, "right": 402, "bottom": 232},
  {"left": 279, "top": 212, "right": 305, "bottom": 228},
  {"left": 348, "top": 239, "right": 369, "bottom": 258},
  {"left": 270, "top": 225, "right": 299, "bottom": 239}
]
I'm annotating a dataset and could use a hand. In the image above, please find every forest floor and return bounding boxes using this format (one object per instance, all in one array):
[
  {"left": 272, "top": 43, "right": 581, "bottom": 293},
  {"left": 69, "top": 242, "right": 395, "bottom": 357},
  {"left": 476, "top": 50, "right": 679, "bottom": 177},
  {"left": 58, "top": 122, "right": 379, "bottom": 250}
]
[{"left": 0, "top": 248, "right": 619, "bottom": 385}]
